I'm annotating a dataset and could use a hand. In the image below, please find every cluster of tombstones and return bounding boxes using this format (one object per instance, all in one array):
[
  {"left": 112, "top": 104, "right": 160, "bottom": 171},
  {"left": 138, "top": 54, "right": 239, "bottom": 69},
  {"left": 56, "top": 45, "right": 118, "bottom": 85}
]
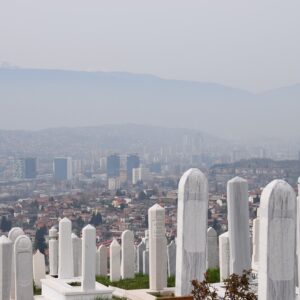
[{"left": 0, "top": 168, "right": 299, "bottom": 300}]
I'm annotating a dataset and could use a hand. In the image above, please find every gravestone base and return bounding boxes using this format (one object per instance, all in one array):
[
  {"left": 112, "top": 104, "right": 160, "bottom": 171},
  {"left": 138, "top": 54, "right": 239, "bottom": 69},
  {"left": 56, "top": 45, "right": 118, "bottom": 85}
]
[{"left": 41, "top": 276, "right": 113, "bottom": 300}]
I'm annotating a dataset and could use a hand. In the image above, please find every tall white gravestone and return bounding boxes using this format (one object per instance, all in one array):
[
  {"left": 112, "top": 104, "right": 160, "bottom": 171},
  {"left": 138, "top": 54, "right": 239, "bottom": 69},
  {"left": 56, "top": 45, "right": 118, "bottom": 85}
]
[
  {"left": 167, "top": 240, "right": 176, "bottom": 277},
  {"left": 175, "top": 168, "right": 208, "bottom": 296},
  {"left": 72, "top": 233, "right": 82, "bottom": 277},
  {"left": 110, "top": 239, "right": 121, "bottom": 282},
  {"left": 148, "top": 204, "right": 167, "bottom": 291},
  {"left": 227, "top": 177, "right": 251, "bottom": 275},
  {"left": 98, "top": 245, "right": 108, "bottom": 276},
  {"left": 49, "top": 227, "right": 58, "bottom": 276},
  {"left": 258, "top": 180, "right": 296, "bottom": 300},
  {"left": 136, "top": 240, "right": 146, "bottom": 274},
  {"left": 143, "top": 230, "right": 149, "bottom": 275},
  {"left": 0, "top": 235, "right": 13, "bottom": 300},
  {"left": 297, "top": 177, "right": 300, "bottom": 291},
  {"left": 58, "top": 217, "right": 74, "bottom": 279},
  {"left": 121, "top": 230, "right": 135, "bottom": 279},
  {"left": 82, "top": 225, "right": 96, "bottom": 291},
  {"left": 14, "top": 235, "right": 34, "bottom": 300},
  {"left": 33, "top": 250, "right": 46, "bottom": 288},
  {"left": 219, "top": 231, "right": 230, "bottom": 281},
  {"left": 207, "top": 227, "right": 219, "bottom": 269},
  {"left": 251, "top": 209, "right": 260, "bottom": 273},
  {"left": 8, "top": 227, "right": 24, "bottom": 300}
]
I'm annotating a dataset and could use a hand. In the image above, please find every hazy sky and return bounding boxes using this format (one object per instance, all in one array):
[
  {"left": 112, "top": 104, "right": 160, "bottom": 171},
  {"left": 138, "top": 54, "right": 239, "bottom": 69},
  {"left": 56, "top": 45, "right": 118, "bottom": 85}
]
[{"left": 0, "top": 0, "right": 299, "bottom": 92}]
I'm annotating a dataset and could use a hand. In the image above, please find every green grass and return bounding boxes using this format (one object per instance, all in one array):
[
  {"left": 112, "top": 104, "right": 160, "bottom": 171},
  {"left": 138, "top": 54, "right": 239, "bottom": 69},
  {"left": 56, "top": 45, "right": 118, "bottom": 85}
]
[
  {"left": 96, "top": 274, "right": 176, "bottom": 290},
  {"left": 206, "top": 268, "right": 220, "bottom": 283}
]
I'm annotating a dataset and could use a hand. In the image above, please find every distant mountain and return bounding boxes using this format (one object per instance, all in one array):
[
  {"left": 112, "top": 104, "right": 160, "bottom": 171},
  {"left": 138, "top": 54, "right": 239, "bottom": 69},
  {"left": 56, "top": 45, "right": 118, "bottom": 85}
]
[{"left": 0, "top": 68, "right": 299, "bottom": 138}]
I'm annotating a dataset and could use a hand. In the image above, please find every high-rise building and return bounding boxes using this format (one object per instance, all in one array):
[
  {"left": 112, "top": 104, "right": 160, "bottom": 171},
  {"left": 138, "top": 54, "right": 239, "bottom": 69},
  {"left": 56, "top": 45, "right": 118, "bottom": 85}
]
[
  {"left": 126, "top": 154, "right": 140, "bottom": 182},
  {"left": 14, "top": 157, "right": 37, "bottom": 179},
  {"left": 107, "top": 154, "right": 120, "bottom": 177},
  {"left": 53, "top": 157, "right": 72, "bottom": 181}
]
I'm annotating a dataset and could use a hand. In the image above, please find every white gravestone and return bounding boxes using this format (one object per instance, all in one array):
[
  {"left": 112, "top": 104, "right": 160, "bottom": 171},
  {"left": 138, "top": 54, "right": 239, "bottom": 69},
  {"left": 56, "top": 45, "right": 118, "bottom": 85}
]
[
  {"left": 149, "top": 204, "right": 167, "bottom": 292},
  {"left": 49, "top": 227, "right": 58, "bottom": 276},
  {"left": 167, "top": 240, "right": 176, "bottom": 277},
  {"left": 14, "top": 235, "right": 34, "bottom": 300},
  {"left": 251, "top": 210, "right": 260, "bottom": 273},
  {"left": 82, "top": 225, "right": 96, "bottom": 291},
  {"left": 219, "top": 232, "right": 230, "bottom": 281},
  {"left": 8, "top": 227, "right": 24, "bottom": 300},
  {"left": 143, "top": 250, "right": 149, "bottom": 275},
  {"left": 258, "top": 180, "right": 296, "bottom": 300},
  {"left": 206, "top": 227, "right": 219, "bottom": 269},
  {"left": 175, "top": 169, "right": 208, "bottom": 296},
  {"left": 97, "top": 245, "right": 108, "bottom": 276},
  {"left": 58, "top": 218, "right": 74, "bottom": 279},
  {"left": 227, "top": 177, "right": 251, "bottom": 275},
  {"left": 0, "top": 235, "right": 13, "bottom": 300},
  {"left": 110, "top": 239, "right": 121, "bottom": 282},
  {"left": 297, "top": 177, "right": 300, "bottom": 290},
  {"left": 33, "top": 250, "right": 46, "bottom": 288},
  {"left": 121, "top": 230, "right": 135, "bottom": 279},
  {"left": 136, "top": 240, "right": 146, "bottom": 274},
  {"left": 72, "top": 233, "right": 82, "bottom": 277}
]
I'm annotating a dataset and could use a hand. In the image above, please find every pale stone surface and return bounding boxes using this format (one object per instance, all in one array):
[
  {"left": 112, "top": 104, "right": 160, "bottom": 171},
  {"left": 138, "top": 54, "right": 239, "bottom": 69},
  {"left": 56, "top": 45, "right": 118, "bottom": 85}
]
[
  {"left": 110, "top": 239, "right": 121, "bottom": 282},
  {"left": 149, "top": 204, "right": 167, "bottom": 292},
  {"left": 14, "top": 235, "right": 34, "bottom": 300},
  {"left": 175, "top": 168, "right": 208, "bottom": 296},
  {"left": 143, "top": 250, "right": 149, "bottom": 275},
  {"left": 227, "top": 177, "right": 251, "bottom": 275},
  {"left": 97, "top": 245, "right": 108, "bottom": 276},
  {"left": 71, "top": 233, "right": 82, "bottom": 277},
  {"left": 82, "top": 225, "right": 96, "bottom": 291},
  {"left": 136, "top": 240, "right": 146, "bottom": 274},
  {"left": 251, "top": 217, "right": 260, "bottom": 272},
  {"left": 49, "top": 227, "right": 59, "bottom": 276},
  {"left": 8, "top": 227, "right": 24, "bottom": 299},
  {"left": 121, "top": 230, "right": 135, "bottom": 279},
  {"left": 258, "top": 180, "right": 296, "bottom": 300},
  {"left": 58, "top": 218, "right": 74, "bottom": 279},
  {"left": 297, "top": 177, "right": 300, "bottom": 290},
  {"left": 219, "top": 232, "right": 230, "bottom": 281},
  {"left": 0, "top": 235, "right": 13, "bottom": 300},
  {"left": 167, "top": 240, "right": 176, "bottom": 277},
  {"left": 33, "top": 250, "right": 46, "bottom": 288},
  {"left": 206, "top": 227, "right": 219, "bottom": 269}
]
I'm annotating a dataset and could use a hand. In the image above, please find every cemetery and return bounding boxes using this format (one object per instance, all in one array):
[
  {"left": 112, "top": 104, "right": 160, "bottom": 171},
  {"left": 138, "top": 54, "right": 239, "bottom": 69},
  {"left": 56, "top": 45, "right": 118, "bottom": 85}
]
[{"left": 0, "top": 168, "right": 299, "bottom": 299}]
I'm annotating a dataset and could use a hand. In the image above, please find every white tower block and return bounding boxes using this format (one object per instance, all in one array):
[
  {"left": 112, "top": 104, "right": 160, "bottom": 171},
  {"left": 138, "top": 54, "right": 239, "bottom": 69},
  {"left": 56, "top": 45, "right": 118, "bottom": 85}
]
[
  {"left": 227, "top": 177, "right": 251, "bottom": 275},
  {"left": 82, "top": 225, "right": 96, "bottom": 291},
  {"left": 58, "top": 218, "right": 74, "bottom": 279},
  {"left": 148, "top": 204, "right": 167, "bottom": 292},
  {"left": 0, "top": 235, "right": 13, "bottom": 300},
  {"left": 8, "top": 227, "right": 24, "bottom": 300},
  {"left": 207, "top": 227, "right": 219, "bottom": 269},
  {"left": 121, "top": 230, "right": 135, "bottom": 279},
  {"left": 110, "top": 239, "right": 121, "bottom": 282},
  {"left": 219, "top": 232, "right": 230, "bottom": 281},
  {"left": 175, "top": 168, "right": 208, "bottom": 296},
  {"left": 14, "top": 235, "right": 34, "bottom": 300},
  {"left": 49, "top": 227, "right": 58, "bottom": 276},
  {"left": 258, "top": 180, "right": 296, "bottom": 300},
  {"left": 72, "top": 233, "right": 82, "bottom": 277}
]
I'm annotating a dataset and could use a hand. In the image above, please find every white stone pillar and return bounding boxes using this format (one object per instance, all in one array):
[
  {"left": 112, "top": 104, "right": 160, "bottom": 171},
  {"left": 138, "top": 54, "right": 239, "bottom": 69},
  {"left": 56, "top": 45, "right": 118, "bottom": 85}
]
[
  {"left": 110, "top": 239, "right": 121, "bottom": 282},
  {"left": 297, "top": 177, "right": 300, "bottom": 290},
  {"left": 167, "top": 240, "right": 176, "bottom": 277},
  {"left": 72, "top": 233, "right": 82, "bottom": 277},
  {"left": 227, "top": 177, "right": 251, "bottom": 275},
  {"left": 97, "top": 245, "right": 108, "bottom": 276},
  {"left": 175, "top": 168, "right": 208, "bottom": 296},
  {"left": 143, "top": 250, "right": 149, "bottom": 275},
  {"left": 0, "top": 235, "right": 13, "bottom": 300},
  {"left": 33, "top": 250, "right": 46, "bottom": 288},
  {"left": 206, "top": 227, "right": 219, "bottom": 270},
  {"left": 8, "top": 227, "right": 24, "bottom": 299},
  {"left": 136, "top": 240, "right": 146, "bottom": 274},
  {"left": 219, "top": 232, "right": 230, "bottom": 281},
  {"left": 251, "top": 210, "right": 260, "bottom": 273},
  {"left": 14, "top": 235, "right": 34, "bottom": 300},
  {"left": 49, "top": 227, "right": 58, "bottom": 277},
  {"left": 82, "top": 225, "right": 96, "bottom": 291},
  {"left": 121, "top": 230, "right": 135, "bottom": 279},
  {"left": 258, "top": 180, "right": 296, "bottom": 300},
  {"left": 58, "top": 217, "right": 74, "bottom": 279},
  {"left": 149, "top": 204, "right": 167, "bottom": 292}
]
